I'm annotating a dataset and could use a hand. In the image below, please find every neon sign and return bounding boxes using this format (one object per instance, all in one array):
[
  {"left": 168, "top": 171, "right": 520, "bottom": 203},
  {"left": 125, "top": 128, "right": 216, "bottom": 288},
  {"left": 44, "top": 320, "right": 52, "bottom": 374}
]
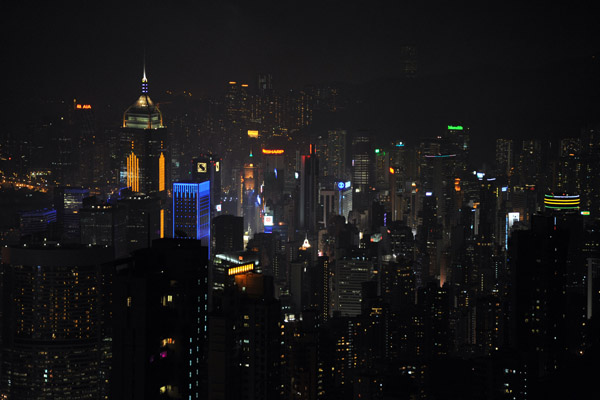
[{"left": 262, "top": 149, "right": 284, "bottom": 155}]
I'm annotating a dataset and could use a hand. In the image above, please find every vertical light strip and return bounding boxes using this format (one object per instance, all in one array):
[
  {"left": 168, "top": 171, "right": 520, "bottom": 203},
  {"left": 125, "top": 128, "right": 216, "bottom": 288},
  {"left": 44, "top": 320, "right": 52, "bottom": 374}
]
[
  {"left": 159, "top": 152, "right": 165, "bottom": 191},
  {"left": 127, "top": 152, "right": 139, "bottom": 192},
  {"left": 160, "top": 209, "right": 165, "bottom": 238}
]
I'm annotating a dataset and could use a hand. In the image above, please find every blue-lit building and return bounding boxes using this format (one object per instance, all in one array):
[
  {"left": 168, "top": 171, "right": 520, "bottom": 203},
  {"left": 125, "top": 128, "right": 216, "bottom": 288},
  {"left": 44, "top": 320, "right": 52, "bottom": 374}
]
[{"left": 173, "top": 182, "right": 211, "bottom": 251}]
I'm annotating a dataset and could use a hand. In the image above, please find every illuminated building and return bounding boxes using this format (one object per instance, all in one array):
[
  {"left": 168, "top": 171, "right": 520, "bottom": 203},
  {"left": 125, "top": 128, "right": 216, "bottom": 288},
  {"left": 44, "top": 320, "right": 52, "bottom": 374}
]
[
  {"left": 210, "top": 251, "right": 260, "bottom": 299},
  {"left": 112, "top": 239, "right": 209, "bottom": 400},
  {"left": 0, "top": 245, "right": 114, "bottom": 399},
  {"left": 120, "top": 66, "right": 169, "bottom": 194},
  {"left": 241, "top": 161, "right": 261, "bottom": 237},
  {"left": 19, "top": 208, "right": 56, "bottom": 237},
  {"left": 351, "top": 131, "right": 373, "bottom": 212},
  {"left": 54, "top": 186, "right": 89, "bottom": 243},
  {"left": 191, "top": 154, "right": 222, "bottom": 210},
  {"left": 543, "top": 193, "right": 580, "bottom": 211},
  {"left": 172, "top": 182, "right": 211, "bottom": 250}
]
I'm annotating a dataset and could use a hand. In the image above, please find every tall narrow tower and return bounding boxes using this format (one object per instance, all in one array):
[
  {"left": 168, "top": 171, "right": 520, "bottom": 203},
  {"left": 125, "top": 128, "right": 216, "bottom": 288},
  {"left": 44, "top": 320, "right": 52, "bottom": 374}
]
[{"left": 120, "top": 65, "right": 169, "bottom": 194}]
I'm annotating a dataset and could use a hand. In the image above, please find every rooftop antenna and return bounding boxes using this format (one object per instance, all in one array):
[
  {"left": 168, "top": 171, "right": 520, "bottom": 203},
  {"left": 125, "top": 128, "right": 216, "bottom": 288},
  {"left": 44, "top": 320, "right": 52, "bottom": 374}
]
[{"left": 142, "top": 51, "right": 148, "bottom": 94}]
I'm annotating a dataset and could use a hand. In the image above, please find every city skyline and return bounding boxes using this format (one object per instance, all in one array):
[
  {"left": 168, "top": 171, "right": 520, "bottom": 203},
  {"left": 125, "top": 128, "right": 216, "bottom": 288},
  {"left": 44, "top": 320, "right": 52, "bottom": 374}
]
[
  {"left": 1, "top": 3, "right": 600, "bottom": 399},
  {"left": 4, "top": 3, "right": 600, "bottom": 155}
]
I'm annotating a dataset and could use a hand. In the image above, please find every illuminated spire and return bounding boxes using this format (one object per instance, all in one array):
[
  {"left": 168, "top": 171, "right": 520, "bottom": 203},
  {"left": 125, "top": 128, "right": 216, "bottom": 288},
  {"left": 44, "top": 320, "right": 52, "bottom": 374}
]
[
  {"left": 142, "top": 58, "right": 148, "bottom": 94},
  {"left": 301, "top": 234, "right": 311, "bottom": 250}
]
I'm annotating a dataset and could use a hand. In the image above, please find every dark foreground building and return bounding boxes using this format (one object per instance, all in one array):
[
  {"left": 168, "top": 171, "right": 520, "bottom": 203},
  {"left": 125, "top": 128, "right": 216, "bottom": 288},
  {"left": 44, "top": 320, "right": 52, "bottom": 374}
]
[
  {"left": 0, "top": 244, "right": 114, "bottom": 399},
  {"left": 111, "top": 238, "right": 209, "bottom": 400}
]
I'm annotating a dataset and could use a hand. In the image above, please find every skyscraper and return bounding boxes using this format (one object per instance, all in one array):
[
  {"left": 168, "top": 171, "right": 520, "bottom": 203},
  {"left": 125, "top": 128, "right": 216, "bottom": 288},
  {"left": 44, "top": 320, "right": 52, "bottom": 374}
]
[
  {"left": 112, "top": 239, "right": 209, "bottom": 400},
  {"left": 120, "top": 67, "right": 169, "bottom": 195},
  {"left": 172, "top": 182, "right": 211, "bottom": 250}
]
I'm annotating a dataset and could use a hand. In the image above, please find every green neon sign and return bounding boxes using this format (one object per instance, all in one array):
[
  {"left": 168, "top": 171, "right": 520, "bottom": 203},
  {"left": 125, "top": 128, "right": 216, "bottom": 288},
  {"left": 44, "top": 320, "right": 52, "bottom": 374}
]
[{"left": 448, "top": 125, "right": 464, "bottom": 131}]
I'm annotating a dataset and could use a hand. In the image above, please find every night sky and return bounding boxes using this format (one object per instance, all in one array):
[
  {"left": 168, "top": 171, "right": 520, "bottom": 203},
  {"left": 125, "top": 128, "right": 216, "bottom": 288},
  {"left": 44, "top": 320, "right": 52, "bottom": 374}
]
[{"left": 3, "top": 2, "right": 600, "bottom": 162}]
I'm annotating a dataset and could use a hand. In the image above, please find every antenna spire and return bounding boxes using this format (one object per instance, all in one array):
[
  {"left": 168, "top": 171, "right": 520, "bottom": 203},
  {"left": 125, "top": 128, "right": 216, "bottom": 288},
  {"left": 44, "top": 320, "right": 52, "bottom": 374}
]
[{"left": 142, "top": 54, "right": 148, "bottom": 94}]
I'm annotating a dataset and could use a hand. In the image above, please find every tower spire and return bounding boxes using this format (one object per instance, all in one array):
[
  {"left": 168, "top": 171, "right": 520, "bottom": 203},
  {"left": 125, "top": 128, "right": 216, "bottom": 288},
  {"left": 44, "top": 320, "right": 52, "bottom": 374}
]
[{"left": 142, "top": 56, "right": 148, "bottom": 94}]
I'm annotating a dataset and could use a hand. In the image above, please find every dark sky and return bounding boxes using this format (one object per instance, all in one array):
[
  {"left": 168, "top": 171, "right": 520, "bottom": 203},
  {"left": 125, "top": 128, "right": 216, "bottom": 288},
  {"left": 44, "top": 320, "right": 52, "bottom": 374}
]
[
  {"left": 3, "top": 1, "right": 600, "bottom": 159},
  {"left": 4, "top": 2, "right": 599, "bottom": 95}
]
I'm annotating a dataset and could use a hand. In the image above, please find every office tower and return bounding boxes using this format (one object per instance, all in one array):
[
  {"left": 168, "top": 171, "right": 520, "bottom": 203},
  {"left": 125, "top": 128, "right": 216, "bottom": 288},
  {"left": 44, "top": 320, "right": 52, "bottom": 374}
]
[
  {"left": 443, "top": 124, "right": 470, "bottom": 176},
  {"left": 517, "top": 139, "right": 543, "bottom": 187},
  {"left": 495, "top": 138, "right": 514, "bottom": 177},
  {"left": 261, "top": 148, "right": 286, "bottom": 230},
  {"left": 556, "top": 138, "right": 581, "bottom": 195},
  {"left": 580, "top": 125, "right": 600, "bottom": 217},
  {"left": 79, "top": 199, "right": 127, "bottom": 258},
  {"left": 331, "top": 257, "right": 374, "bottom": 317},
  {"left": 241, "top": 161, "right": 261, "bottom": 237},
  {"left": 19, "top": 208, "right": 56, "bottom": 239},
  {"left": 118, "top": 193, "right": 162, "bottom": 254},
  {"left": 374, "top": 147, "right": 391, "bottom": 191},
  {"left": 212, "top": 214, "right": 244, "bottom": 255},
  {"left": 120, "top": 67, "right": 169, "bottom": 195},
  {"left": 299, "top": 145, "right": 319, "bottom": 233},
  {"left": 172, "top": 182, "right": 211, "bottom": 249},
  {"left": 112, "top": 239, "right": 209, "bottom": 400},
  {"left": 351, "top": 132, "right": 373, "bottom": 212},
  {"left": 54, "top": 186, "right": 89, "bottom": 243},
  {"left": 0, "top": 244, "right": 114, "bottom": 399},
  {"left": 191, "top": 154, "right": 222, "bottom": 208},
  {"left": 208, "top": 272, "right": 281, "bottom": 400},
  {"left": 319, "top": 189, "right": 338, "bottom": 228},
  {"left": 70, "top": 99, "right": 106, "bottom": 192}
]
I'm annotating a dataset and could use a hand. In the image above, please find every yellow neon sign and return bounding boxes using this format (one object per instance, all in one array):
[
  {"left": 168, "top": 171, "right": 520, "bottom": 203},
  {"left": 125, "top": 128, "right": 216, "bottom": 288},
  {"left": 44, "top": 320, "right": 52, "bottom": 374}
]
[
  {"left": 262, "top": 149, "right": 284, "bottom": 155},
  {"left": 228, "top": 263, "right": 255, "bottom": 276}
]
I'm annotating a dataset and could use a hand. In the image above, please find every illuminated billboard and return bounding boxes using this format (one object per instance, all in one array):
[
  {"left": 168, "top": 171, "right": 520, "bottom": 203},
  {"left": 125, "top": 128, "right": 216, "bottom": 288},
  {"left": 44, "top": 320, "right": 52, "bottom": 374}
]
[
  {"left": 227, "top": 263, "right": 255, "bottom": 276},
  {"left": 262, "top": 149, "right": 284, "bottom": 155},
  {"left": 544, "top": 194, "right": 580, "bottom": 210},
  {"left": 508, "top": 212, "right": 520, "bottom": 229}
]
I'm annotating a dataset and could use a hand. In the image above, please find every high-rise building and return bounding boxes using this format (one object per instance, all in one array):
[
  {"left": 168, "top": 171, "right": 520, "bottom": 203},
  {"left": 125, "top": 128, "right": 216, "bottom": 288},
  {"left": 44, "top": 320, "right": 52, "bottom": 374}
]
[
  {"left": 0, "top": 244, "right": 114, "bottom": 399},
  {"left": 54, "top": 186, "right": 89, "bottom": 243},
  {"left": 172, "top": 182, "right": 211, "bottom": 250},
  {"left": 299, "top": 146, "right": 319, "bottom": 233},
  {"left": 351, "top": 132, "right": 373, "bottom": 212},
  {"left": 495, "top": 138, "right": 514, "bottom": 177},
  {"left": 112, "top": 239, "right": 209, "bottom": 400},
  {"left": 191, "top": 154, "right": 222, "bottom": 209},
  {"left": 120, "top": 67, "right": 169, "bottom": 195},
  {"left": 118, "top": 193, "right": 163, "bottom": 254},
  {"left": 212, "top": 214, "right": 244, "bottom": 255},
  {"left": 79, "top": 199, "right": 127, "bottom": 258},
  {"left": 208, "top": 272, "right": 281, "bottom": 400}
]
